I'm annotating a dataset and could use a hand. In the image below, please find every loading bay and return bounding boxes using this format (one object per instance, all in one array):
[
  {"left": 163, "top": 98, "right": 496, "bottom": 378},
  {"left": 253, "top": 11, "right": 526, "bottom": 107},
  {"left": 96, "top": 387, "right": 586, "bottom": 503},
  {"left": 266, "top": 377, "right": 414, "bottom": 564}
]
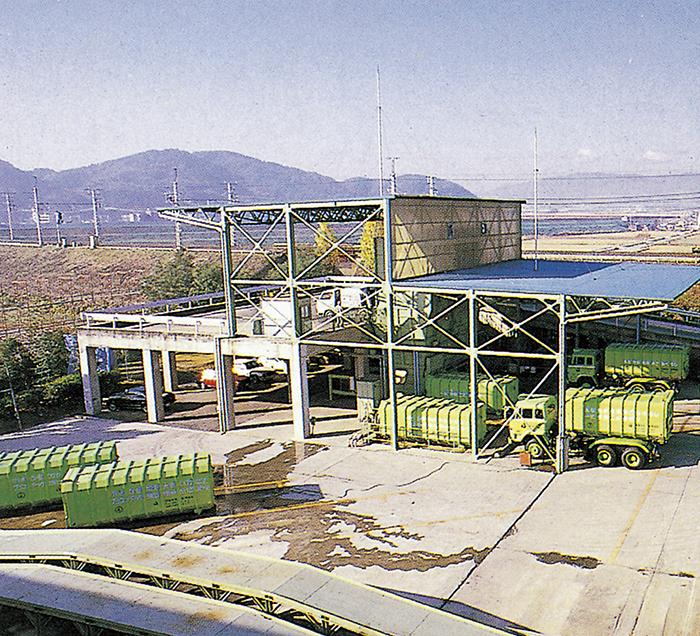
[{"left": 1, "top": 387, "right": 699, "bottom": 636}]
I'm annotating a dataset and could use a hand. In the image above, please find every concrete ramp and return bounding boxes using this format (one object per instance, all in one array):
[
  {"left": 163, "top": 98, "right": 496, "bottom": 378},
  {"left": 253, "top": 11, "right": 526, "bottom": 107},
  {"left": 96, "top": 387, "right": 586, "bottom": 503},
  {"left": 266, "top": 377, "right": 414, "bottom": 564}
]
[{"left": 0, "top": 529, "right": 511, "bottom": 636}]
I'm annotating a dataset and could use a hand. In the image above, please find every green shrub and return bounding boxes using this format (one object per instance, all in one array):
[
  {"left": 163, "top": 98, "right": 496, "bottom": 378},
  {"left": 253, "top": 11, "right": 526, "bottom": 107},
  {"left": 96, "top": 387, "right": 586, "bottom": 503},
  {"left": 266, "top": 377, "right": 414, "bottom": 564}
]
[{"left": 42, "top": 373, "right": 84, "bottom": 408}]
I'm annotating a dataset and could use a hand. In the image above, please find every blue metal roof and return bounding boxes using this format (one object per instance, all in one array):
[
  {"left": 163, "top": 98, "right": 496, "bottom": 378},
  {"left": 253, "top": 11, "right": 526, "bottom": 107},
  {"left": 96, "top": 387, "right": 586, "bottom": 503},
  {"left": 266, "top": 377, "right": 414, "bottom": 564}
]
[{"left": 399, "top": 259, "right": 700, "bottom": 300}]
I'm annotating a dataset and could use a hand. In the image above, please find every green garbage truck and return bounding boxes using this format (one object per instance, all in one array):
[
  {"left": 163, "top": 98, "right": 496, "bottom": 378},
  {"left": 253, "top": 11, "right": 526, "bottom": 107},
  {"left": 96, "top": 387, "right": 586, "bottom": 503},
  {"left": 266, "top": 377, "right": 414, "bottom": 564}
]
[
  {"left": 564, "top": 387, "right": 674, "bottom": 469},
  {"left": 501, "top": 387, "right": 674, "bottom": 469},
  {"left": 567, "top": 343, "right": 689, "bottom": 392}
]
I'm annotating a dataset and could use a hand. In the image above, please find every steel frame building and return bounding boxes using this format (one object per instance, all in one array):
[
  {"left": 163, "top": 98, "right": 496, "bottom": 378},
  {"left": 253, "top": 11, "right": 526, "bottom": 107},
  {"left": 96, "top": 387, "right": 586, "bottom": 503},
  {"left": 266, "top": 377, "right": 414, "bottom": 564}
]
[{"left": 78, "top": 196, "right": 700, "bottom": 473}]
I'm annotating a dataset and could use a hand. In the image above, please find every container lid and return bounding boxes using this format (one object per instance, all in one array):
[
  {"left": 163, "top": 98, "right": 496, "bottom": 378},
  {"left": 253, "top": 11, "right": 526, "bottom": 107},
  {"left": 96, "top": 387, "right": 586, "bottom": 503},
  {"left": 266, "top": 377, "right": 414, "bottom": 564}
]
[
  {"left": 111, "top": 463, "right": 131, "bottom": 486},
  {"left": 60, "top": 466, "right": 81, "bottom": 492},
  {"left": 130, "top": 462, "right": 147, "bottom": 483},
  {"left": 180, "top": 455, "right": 195, "bottom": 475},
  {"left": 76, "top": 465, "right": 99, "bottom": 491},
  {"left": 98, "top": 441, "right": 118, "bottom": 462},
  {"left": 94, "top": 463, "right": 116, "bottom": 489},
  {"left": 66, "top": 443, "right": 88, "bottom": 466}
]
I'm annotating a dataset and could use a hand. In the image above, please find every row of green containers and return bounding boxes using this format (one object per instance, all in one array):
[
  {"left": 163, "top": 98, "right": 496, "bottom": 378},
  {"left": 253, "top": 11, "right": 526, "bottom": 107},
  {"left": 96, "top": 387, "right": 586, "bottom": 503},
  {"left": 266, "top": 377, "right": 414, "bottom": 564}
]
[
  {"left": 0, "top": 442, "right": 118, "bottom": 511},
  {"left": 565, "top": 387, "right": 674, "bottom": 443},
  {"left": 424, "top": 373, "right": 519, "bottom": 414},
  {"left": 604, "top": 343, "right": 689, "bottom": 381},
  {"left": 375, "top": 394, "right": 487, "bottom": 448},
  {"left": 61, "top": 453, "right": 215, "bottom": 528}
]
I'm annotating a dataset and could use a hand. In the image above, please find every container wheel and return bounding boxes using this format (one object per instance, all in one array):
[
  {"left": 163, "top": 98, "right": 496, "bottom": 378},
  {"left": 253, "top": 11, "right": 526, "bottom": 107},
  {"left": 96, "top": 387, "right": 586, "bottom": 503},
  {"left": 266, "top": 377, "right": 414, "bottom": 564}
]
[
  {"left": 525, "top": 438, "right": 547, "bottom": 460},
  {"left": 595, "top": 444, "right": 617, "bottom": 467},
  {"left": 621, "top": 447, "right": 647, "bottom": 470}
]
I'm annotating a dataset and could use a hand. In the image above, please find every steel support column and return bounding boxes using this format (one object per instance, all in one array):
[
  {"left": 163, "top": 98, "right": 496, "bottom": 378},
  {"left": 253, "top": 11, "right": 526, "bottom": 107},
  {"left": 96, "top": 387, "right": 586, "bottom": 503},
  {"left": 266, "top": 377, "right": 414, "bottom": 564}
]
[{"left": 556, "top": 295, "right": 569, "bottom": 473}]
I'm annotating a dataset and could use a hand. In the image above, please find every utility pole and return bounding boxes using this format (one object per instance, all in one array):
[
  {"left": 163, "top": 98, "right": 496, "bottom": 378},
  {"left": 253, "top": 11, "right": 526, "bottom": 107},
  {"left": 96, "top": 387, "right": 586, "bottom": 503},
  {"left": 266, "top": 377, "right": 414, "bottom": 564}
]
[
  {"left": 226, "top": 182, "right": 238, "bottom": 204},
  {"left": 427, "top": 176, "right": 437, "bottom": 197},
  {"left": 32, "top": 177, "right": 43, "bottom": 247},
  {"left": 172, "top": 168, "right": 182, "bottom": 249},
  {"left": 90, "top": 189, "right": 100, "bottom": 246},
  {"left": 4, "top": 193, "right": 14, "bottom": 241},
  {"left": 55, "top": 210, "right": 63, "bottom": 246},
  {"left": 226, "top": 182, "right": 238, "bottom": 248},
  {"left": 389, "top": 157, "right": 399, "bottom": 196}
]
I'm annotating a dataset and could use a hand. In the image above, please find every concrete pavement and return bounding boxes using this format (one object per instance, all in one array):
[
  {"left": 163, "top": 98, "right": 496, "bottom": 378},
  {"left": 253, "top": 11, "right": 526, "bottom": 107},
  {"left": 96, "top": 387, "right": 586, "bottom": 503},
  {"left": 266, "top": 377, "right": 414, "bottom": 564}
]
[{"left": 0, "top": 396, "right": 698, "bottom": 635}]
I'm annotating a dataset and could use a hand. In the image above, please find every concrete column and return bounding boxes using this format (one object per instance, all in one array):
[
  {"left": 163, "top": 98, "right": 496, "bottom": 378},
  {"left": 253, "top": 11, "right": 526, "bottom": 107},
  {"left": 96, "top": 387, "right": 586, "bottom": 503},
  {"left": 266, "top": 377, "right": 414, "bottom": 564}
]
[
  {"left": 79, "top": 344, "right": 101, "bottom": 415},
  {"left": 215, "top": 338, "right": 235, "bottom": 433},
  {"left": 142, "top": 349, "right": 165, "bottom": 422},
  {"left": 290, "top": 342, "right": 310, "bottom": 439},
  {"left": 162, "top": 350, "right": 178, "bottom": 392}
]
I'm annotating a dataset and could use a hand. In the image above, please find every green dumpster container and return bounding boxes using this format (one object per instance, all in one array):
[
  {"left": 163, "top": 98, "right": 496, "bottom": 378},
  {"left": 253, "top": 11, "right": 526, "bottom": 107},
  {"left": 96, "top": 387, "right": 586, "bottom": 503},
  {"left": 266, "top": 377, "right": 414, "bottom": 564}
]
[
  {"left": 0, "top": 441, "right": 118, "bottom": 512},
  {"left": 61, "top": 453, "right": 215, "bottom": 528},
  {"left": 425, "top": 373, "right": 519, "bottom": 414},
  {"left": 376, "top": 394, "right": 486, "bottom": 448}
]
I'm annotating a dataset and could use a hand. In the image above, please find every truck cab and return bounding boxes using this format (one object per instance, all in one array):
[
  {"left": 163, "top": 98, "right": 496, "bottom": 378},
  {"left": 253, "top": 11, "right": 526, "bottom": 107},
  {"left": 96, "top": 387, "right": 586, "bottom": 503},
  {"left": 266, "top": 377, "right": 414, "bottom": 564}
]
[
  {"left": 505, "top": 394, "right": 558, "bottom": 459},
  {"left": 567, "top": 349, "right": 600, "bottom": 387}
]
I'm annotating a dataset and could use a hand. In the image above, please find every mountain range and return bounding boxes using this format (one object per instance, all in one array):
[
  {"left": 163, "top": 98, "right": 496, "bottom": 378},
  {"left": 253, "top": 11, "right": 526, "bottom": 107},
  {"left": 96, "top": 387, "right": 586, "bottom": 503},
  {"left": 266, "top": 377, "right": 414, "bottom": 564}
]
[
  {"left": 1, "top": 149, "right": 698, "bottom": 224},
  {"left": 0, "top": 150, "right": 474, "bottom": 224}
]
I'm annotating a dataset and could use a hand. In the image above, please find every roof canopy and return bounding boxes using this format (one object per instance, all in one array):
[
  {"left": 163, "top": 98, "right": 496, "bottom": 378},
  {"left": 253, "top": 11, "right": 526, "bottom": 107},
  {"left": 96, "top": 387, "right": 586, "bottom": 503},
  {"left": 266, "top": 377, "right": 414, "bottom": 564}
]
[{"left": 401, "top": 259, "right": 700, "bottom": 301}]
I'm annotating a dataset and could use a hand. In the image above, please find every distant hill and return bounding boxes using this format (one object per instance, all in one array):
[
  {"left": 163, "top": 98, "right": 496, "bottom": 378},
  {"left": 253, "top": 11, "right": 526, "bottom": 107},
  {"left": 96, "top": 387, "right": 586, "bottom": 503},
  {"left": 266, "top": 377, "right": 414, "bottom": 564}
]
[{"left": 0, "top": 150, "right": 475, "bottom": 224}]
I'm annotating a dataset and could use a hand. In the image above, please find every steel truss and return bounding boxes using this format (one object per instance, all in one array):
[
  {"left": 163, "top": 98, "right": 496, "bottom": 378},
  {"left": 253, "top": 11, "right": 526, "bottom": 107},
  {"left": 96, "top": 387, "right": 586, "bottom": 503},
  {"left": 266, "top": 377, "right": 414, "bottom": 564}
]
[{"left": 159, "top": 199, "right": 668, "bottom": 472}]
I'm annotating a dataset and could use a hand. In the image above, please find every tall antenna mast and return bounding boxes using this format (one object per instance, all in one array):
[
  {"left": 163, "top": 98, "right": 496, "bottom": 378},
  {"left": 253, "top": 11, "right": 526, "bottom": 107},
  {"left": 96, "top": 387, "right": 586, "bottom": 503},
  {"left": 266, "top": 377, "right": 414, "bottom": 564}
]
[
  {"left": 32, "top": 177, "right": 43, "bottom": 247},
  {"left": 376, "top": 66, "right": 385, "bottom": 197},
  {"left": 533, "top": 128, "right": 539, "bottom": 271}
]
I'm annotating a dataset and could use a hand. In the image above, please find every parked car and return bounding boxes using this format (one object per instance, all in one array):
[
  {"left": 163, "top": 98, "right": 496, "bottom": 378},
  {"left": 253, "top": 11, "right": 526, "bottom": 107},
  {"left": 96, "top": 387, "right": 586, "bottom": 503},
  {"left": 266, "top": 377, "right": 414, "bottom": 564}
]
[
  {"left": 105, "top": 386, "right": 175, "bottom": 412},
  {"left": 198, "top": 359, "right": 275, "bottom": 392}
]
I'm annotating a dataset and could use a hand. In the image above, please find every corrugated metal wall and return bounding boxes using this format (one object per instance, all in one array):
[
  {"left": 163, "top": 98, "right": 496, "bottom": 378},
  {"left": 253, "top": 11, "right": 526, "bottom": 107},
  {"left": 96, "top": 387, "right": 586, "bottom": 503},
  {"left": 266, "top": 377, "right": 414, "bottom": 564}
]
[{"left": 390, "top": 197, "right": 522, "bottom": 280}]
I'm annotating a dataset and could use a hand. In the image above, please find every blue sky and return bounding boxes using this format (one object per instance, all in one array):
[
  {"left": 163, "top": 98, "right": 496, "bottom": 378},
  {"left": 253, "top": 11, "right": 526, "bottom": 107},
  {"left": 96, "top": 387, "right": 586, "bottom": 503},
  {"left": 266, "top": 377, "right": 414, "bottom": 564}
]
[{"left": 1, "top": 0, "right": 699, "bottom": 182}]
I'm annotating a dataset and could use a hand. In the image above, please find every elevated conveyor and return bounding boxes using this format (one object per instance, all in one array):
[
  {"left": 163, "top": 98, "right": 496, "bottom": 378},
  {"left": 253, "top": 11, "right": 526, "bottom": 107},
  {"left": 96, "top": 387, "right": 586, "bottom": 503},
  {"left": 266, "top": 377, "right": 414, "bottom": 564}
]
[{"left": 0, "top": 529, "right": 511, "bottom": 636}]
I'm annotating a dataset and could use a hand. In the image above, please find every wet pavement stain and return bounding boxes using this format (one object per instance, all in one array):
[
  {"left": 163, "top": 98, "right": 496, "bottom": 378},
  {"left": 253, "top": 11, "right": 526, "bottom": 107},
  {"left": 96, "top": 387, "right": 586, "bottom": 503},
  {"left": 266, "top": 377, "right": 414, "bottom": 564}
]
[
  {"left": 223, "top": 440, "right": 328, "bottom": 488},
  {"left": 169, "top": 498, "right": 490, "bottom": 573},
  {"left": 531, "top": 551, "right": 600, "bottom": 569}
]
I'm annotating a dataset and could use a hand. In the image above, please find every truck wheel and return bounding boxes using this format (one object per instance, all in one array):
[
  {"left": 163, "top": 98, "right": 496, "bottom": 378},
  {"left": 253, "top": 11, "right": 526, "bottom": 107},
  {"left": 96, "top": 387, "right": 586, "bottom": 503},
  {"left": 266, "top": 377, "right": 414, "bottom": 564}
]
[
  {"left": 627, "top": 383, "right": 645, "bottom": 394},
  {"left": 596, "top": 445, "right": 617, "bottom": 467},
  {"left": 580, "top": 379, "right": 595, "bottom": 389},
  {"left": 621, "top": 447, "right": 647, "bottom": 470},
  {"left": 526, "top": 438, "right": 547, "bottom": 460}
]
